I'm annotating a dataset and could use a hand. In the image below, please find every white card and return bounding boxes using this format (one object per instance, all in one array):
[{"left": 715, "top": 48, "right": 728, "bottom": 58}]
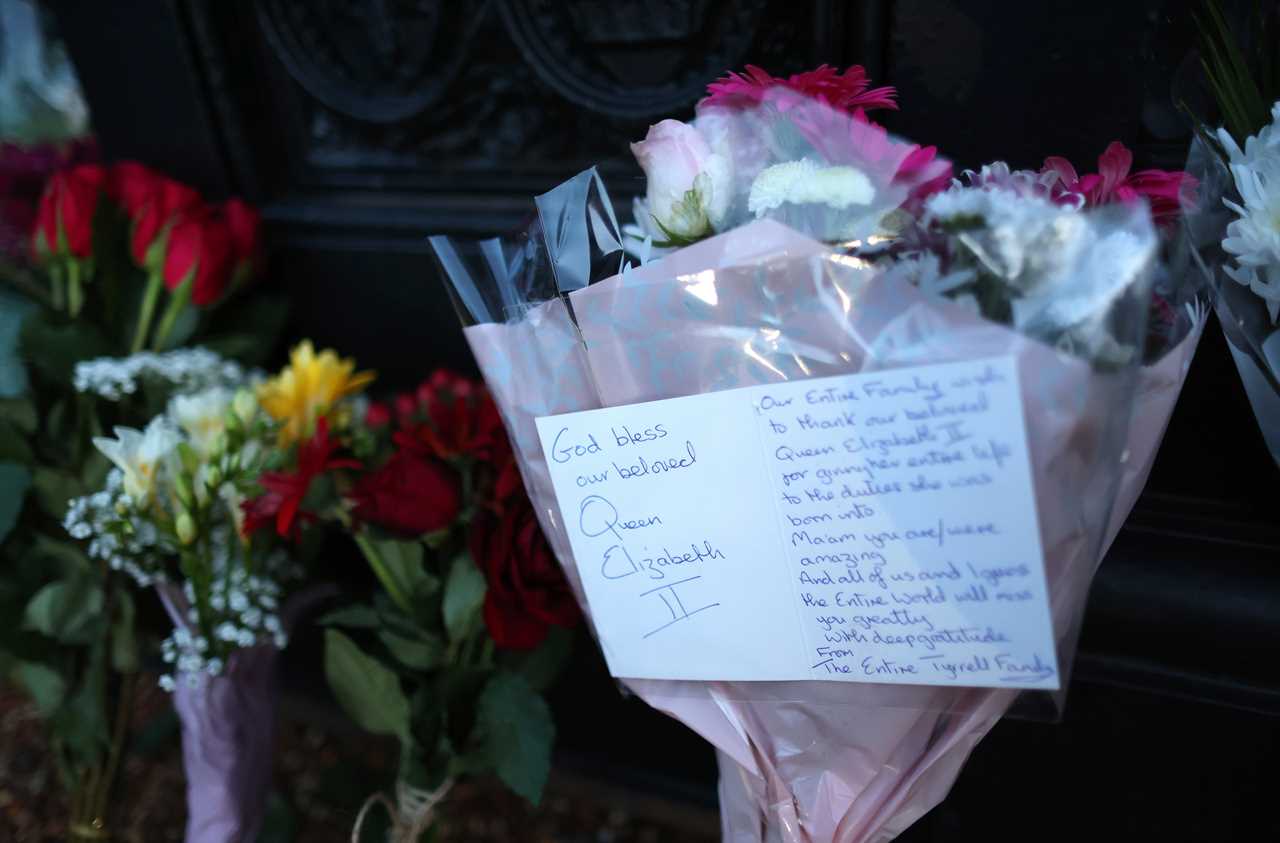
[{"left": 534, "top": 356, "right": 1059, "bottom": 689}]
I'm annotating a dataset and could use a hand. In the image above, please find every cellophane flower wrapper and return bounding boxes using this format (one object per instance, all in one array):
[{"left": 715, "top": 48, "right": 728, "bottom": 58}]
[
  {"left": 1184, "top": 121, "right": 1280, "bottom": 466},
  {"left": 430, "top": 92, "right": 1206, "bottom": 842}
]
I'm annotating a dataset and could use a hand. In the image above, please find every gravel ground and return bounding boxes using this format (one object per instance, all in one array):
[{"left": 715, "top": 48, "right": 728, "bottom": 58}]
[{"left": 0, "top": 680, "right": 719, "bottom": 843}]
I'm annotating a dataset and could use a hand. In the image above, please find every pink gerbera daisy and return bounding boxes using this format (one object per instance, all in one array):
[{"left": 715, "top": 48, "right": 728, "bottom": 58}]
[
  {"left": 1041, "top": 141, "right": 1198, "bottom": 224},
  {"left": 701, "top": 64, "right": 897, "bottom": 114}
]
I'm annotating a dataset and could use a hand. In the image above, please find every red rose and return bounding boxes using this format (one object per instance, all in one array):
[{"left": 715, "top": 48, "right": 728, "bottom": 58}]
[
  {"left": 32, "top": 164, "right": 105, "bottom": 260},
  {"left": 394, "top": 392, "right": 418, "bottom": 426},
  {"left": 471, "top": 495, "right": 578, "bottom": 649},
  {"left": 163, "top": 206, "right": 235, "bottom": 306},
  {"left": 222, "top": 197, "right": 261, "bottom": 280},
  {"left": 350, "top": 451, "right": 461, "bottom": 536},
  {"left": 109, "top": 162, "right": 200, "bottom": 269}
]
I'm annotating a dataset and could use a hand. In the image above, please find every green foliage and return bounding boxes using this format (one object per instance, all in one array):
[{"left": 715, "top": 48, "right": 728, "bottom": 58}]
[
  {"left": 324, "top": 629, "right": 411, "bottom": 741},
  {"left": 14, "top": 661, "right": 66, "bottom": 716},
  {"left": 19, "top": 308, "right": 113, "bottom": 384},
  {"left": 474, "top": 672, "right": 554, "bottom": 804},
  {"left": 0, "top": 461, "right": 32, "bottom": 545},
  {"left": 379, "top": 628, "right": 445, "bottom": 672},
  {"left": 1192, "top": 0, "right": 1280, "bottom": 152},
  {"left": 32, "top": 467, "right": 84, "bottom": 521},
  {"left": 442, "top": 553, "right": 486, "bottom": 643},
  {"left": 506, "top": 625, "right": 574, "bottom": 693},
  {"left": 0, "top": 289, "right": 35, "bottom": 397},
  {"left": 317, "top": 603, "right": 381, "bottom": 628},
  {"left": 333, "top": 506, "right": 576, "bottom": 807},
  {"left": 23, "top": 575, "right": 104, "bottom": 645}
]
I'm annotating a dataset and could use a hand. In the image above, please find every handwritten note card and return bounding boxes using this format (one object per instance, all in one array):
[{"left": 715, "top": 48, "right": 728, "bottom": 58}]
[{"left": 534, "top": 357, "right": 1059, "bottom": 689}]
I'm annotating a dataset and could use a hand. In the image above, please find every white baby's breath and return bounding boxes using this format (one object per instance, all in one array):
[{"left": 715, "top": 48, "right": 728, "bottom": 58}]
[{"left": 74, "top": 348, "right": 245, "bottom": 401}]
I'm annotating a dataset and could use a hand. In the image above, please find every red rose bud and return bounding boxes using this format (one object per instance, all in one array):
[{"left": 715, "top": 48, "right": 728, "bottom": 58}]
[
  {"left": 350, "top": 451, "right": 461, "bottom": 536},
  {"left": 123, "top": 172, "right": 201, "bottom": 270},
  {"left": 222, "top": 197, "right": 261, "bottom": 282},
  {"left": 107, "top": 161, "right": 162, "bottom": 217},
  {"left": 364, "top": 401, "right": 392, "bottom": 428},
  {"left": 33, "top": 164, "right": 105, "bottom": 260},
  {"left": 162, "top": 207, "right": 234, "bottom": 306},
  {"left": 471, "top": 495, "right": 579, "bottom": 649}
]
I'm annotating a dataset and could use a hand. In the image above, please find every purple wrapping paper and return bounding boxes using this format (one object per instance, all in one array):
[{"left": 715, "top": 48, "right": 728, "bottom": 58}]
[
  {"left": 172, "top": 646, "right": 279, "bottom": 843},
  {"left": 154, "top": 583, "right": 335, "bottom": 843}
]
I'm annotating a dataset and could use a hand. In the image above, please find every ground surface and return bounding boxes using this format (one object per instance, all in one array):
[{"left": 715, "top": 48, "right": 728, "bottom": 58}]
[{"left": 0, "top": 680, "right": 720, "bottom": 843}]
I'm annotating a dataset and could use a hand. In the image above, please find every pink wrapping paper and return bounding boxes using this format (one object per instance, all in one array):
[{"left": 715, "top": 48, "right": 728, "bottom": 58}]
[{"left": 464, "top": 220, "right": 1204, "bottom": 842}]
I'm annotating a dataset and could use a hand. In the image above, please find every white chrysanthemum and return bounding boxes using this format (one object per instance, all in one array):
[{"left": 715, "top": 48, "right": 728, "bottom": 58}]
[
  {"left": 1215, "top": 102, "right": 1280, "bottom": 322},
  {"left": 169, "top": 387, "right": 233, "bottom": 457},
  {"left": 92, "top": 417, "right": 182, "bottom": 503},
  {"left": 1222, "top": 163, "right": 1280, "bottom": 323},
  {"left": 1218, "top": 102, "right": 1280, "bottom": 174},
  {"left": 748, "top": 159, "right": 875, "bottom": 217},
  {"left": 924, "top": 183, "right": 1060, "bottom": 229}
]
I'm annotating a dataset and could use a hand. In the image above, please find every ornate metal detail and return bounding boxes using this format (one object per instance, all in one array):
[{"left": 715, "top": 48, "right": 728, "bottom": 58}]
[
  {"left": 496, "top": 0, "right": 768, "bottom": 119},
  {"left": 255, "top": 0, "right": 485, "bottom": 123}
]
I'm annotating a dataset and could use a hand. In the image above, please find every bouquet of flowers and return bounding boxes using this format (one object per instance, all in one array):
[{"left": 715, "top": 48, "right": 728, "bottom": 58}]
[
  {"left": 62, "top": 340, "right": 368, "bottom": 843},
  {"left": 1186, "top": 0, "right": 1280, "bottom": 465},
  {"left": 429, "top": 64, "right": 1204, "bottom": 842},
  {"left": 292, "top": 370, "right": 578, "bottom": 840},
  {"left": 1, "top": 153, "right": 273, "bottom": 840}
]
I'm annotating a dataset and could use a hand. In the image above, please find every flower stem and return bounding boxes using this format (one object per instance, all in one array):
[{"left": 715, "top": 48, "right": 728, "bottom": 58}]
[
  {"left": 66, "top": 260, "right": 84, "bottom": 318},
  {"left": 49, "top": 261, "right": 66, "bottom": 311},
  {"left": 91, "top": 669, "right": 135, "bottom": 823},
  {"left": 151, "top": 279, "right": 191, "bottom": 351},
  {"left": 354, "top": 531, "right": 413, "bottom": 614},
  {"left": 130, "top": 271, "right": 163, "bottom": 353}
]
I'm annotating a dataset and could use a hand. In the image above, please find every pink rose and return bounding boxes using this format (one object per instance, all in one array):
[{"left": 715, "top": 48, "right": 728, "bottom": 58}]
[{"left": 630, "top": 119, "right": 730, "bottom": 241}]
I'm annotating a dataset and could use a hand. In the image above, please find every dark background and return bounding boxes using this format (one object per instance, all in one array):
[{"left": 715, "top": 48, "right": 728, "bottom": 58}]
[{"left": 50, "top": 2, "right": 1280, "bottom": 840}]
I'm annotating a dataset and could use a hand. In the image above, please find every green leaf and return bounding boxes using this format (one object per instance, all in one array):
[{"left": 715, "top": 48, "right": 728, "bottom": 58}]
[
  {"left": 18, "top": 309, "right": 113, "bottom": 384},
  {"left": 475, "top": 672, "right": 554, "bottom": 804},
  {"left": 0, "top": 396, "right": 37, "bottom": 433},
  {"left": 0, "top": 461, "right": 31, "bottom": 545},
  {"left": 111, "top": 589, "right": 139, "bottom": 673},
  {"left": 443, "top": 553, "right": 486, "bottom": 643},
  {"left": 507, "top": 625, "right": 574, "bottom": 692},
  {"left": 0, "top": 288, "right": 35, "bottom": 398},
  {"left": 30, "top": 532, "right": 91, "bottom": 576},
  {"left": 362, "top": 537, "right": 440, "bottom": 607},
  {"left": 0, "top": 420, "right": 34, "bottom": 464},
  {"left": 317, "top": 603, "right": 381, "bottom": 628},
  {"left": 23, "top": 576, "right": 104, "bottom": 644},
  {"left": 323, "top": 629, "right": 410, "bottom": 740},
  {"left": 14, "top": 661, "right": 66, "bottom": 717},
  {"left": 32, "top": 467, "right": 83, "bottom": 521},
  {"left": 378, "top": 628, "right": 444, "bottom": 672}
]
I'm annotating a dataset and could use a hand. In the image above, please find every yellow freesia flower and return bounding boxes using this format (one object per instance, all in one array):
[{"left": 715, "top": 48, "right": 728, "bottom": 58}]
[{"left": 257, "top": 341, "right": 375, "bottom": 444}]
